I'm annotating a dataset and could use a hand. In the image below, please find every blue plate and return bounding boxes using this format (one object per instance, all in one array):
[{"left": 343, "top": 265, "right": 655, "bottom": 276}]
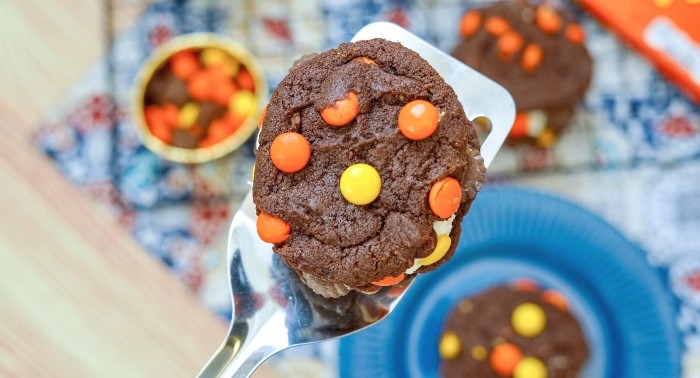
[{"left": 339, "top": 186, "right": 680, "bottom": 378}]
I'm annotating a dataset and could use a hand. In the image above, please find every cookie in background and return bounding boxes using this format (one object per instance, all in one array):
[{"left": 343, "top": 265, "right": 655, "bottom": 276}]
[
  {"left": 452, "top": 0, "right": 592, "bottom": 150},
  {"left": 439, "top": 279, "right": 589, "bottom": 378}
]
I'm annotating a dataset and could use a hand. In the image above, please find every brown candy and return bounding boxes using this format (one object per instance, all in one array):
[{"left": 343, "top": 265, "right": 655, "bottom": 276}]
[{"left": 145, "top": 69, "right": 190, "bottom": 107}]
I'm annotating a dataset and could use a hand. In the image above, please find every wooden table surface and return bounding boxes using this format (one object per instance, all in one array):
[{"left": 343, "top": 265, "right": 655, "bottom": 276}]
[{"left": 0, "top": 2, "right": 272, "bottom": 376}]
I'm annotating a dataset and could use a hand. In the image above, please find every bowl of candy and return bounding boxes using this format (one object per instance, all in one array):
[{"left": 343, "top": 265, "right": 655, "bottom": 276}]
[{"left": 132, "top": 33, "right": 267, "bottom": 163}]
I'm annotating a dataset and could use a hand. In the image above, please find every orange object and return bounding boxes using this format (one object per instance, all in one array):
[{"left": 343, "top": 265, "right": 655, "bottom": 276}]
[
  {"left": 197, "top": 136, "right": 218, "bottom": 148},
  {"left": 498, "top": 31, "right": 524, "bottom": 61},
  {"left": 536, "top": 5, "right": 562, "bottom": 34},
  {"left": 521, "top": 43, "right": 544, "bottom": 73},
  {"left": 270, "top": 132, "right": 312, "bottom": 173},
  {"left": 372, "top": 273, "right": 405, "bottom": 286},
  {"left": 542, "top": 289, "right": 570, "bottom": 311},
  {"left": 490, "top": 343, "right": 523, "bottom": 376},
  {"left": 161, "top": 103, "right": 180, "bottom": 127},
  {"left": 485, "top": 16, "right": 510, "bottom": 36},
  {"left": 211, "top": 79, "right": 238, "bottom": 106},
  {"left": 205, "top": 65, "right": 228, "bottom": 85},
  {"left": 256, "top": 211, "right": 291, "bottom": 244},
  {"left": 149, "top": 121, "right": 172, "bottom": 144},
  {"left": 460, "top": 10, "right": 482, "bottom": 38},
  {"left": 258, "top": 105, "right": 267, "bottom": 128},
  {"left": 580, "top": 0, "right": 700, "bottom": 104},
  {"left": 144, "top": 105, "right": 164, "bottom": 127},
  {"left": 513, "top": 278, "right": 539, "bottom": 292},
  {"left": 207, "top": 118, "right": 231, "bottom": 143},
  {"left": 236, "top": 69, "right": 256, "bottom": 91},
  {"left": 398, "top": 100, "right": 439, "bottom": 140},
  {"left": 565, "top": 23, "right": 586, "bottom": 44},
  {"left": 429, "top": 177, "right": 462, "bottom": 219},
  {"left": 510, "top": 112, "right": 529, "bottom": 137},
  {"left": 223, "top": 112, "right": 245, "bottom": 132},
  {"left": 170, "top": 50, "right": 200, "bottom": 80},
  {"left": 187, "top": 70, "right": 213, "bottom": 102},
  {"left": 321, "top": 92, "right": 360, "bottom": 126}
]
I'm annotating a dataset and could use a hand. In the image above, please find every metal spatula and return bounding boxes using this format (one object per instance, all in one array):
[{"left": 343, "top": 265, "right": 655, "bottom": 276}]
[{"left": 198, "top": 22, "right": 515, "bottom": 378}]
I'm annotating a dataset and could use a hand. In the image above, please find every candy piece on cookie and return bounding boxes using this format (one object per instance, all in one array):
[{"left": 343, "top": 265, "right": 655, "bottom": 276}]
[
  {"left": 398, "top": 100, "right": 439, "bottom": 140},
  {"left": 340, "top": 163, "right": 382, "bottom": 205},
  {"left": 321, "top": 92, "right": 360, "bottom": 126},
  {"left": 270, "top": 132, "right": 311, "bottom": 173},
  {"left": 512, "top": 302, "right": 547, "bottom": 337},
  {"left": 490, "top": 342, "right": 522, "bottom": 376}
]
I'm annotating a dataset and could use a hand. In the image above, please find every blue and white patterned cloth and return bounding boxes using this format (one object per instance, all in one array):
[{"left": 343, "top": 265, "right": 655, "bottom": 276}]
[{"left": 33, "top": 0, "right": 700, "bottom": 375}]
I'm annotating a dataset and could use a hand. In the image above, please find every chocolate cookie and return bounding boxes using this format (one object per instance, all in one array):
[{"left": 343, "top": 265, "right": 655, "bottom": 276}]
[
  {"left": 440, "top": 281, "right": 589, "bottom": 377},
  {"left": 452, "top": 0, "right": 592, "bottom": 148},
  {"left": 253, "top": 38, "right": 485, "bottom": 297}
]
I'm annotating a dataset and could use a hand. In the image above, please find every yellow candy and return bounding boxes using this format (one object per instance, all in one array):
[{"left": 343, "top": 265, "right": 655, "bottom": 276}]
[
  {"left": 229, "top": 90, "right": 256, "bottom": 119},
  {"left": 471, "top": 345, "right": 487, "bottom": 361},
  {"left": 536, "top": 128, "right": 556, "bottom": 148},
  {"left": 178, "top": 102, "right": 200, "bottom": 129},
  {"left": 420, "top": 235, "right": 452, "bottom": 266},
  {"left": 339, "top": 163, "right": 381, "bottom": 205},
  {"left": 511, "top": 302, "right": 547, "bottom": 338},
  {"left": 514, "top": 357, "right": 547, "bottom": 378},
  {"left": 439, "top": 331, "right": 461, "bottom": 360},
  {"left": 652, "top": 0, "right": 673, "bottom": 7},
  {"left": 200, "top": 48, "right": 239, "bottom": 76},
  {"left": 251, "top": 164, "right": 255, "bottom": 181}
]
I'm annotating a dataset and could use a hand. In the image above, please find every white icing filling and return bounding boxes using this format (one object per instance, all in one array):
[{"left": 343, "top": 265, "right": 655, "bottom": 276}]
[
  {"left": 405, "top": 214, "right": 456, "bottom": 274},
  {"left": 526, "top": 109, "right": 548, "bottom": 137}
]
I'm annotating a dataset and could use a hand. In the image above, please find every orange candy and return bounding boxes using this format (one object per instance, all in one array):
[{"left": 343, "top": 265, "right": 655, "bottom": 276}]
[
  {"left": 490, "top": 343, "right": 522, "bottom": 376},
  {"left": 460, "top": 10, "right": 482, "bottom": 38},
  {"left": 256, "top": 211, "right": 291, "bottom": 244},
  {"left": 144, "top": 105, "right": 165, "bottom": 127},
  {"left": 429, "top": 177, "right": 462, "bottom": 219},
  {"left": 510, "top": 112, "right": 528, "bottom": 137},
  {"left": 161, "top": 103, "right": 180, "bottom": 127},
  {"left": 565, "top": 23, "right": 586, "bottom": 44},
  {"left": 497, "top": 31, "right": 524, "bottom": 61},
  {"left": 485, "top": 16, "right": 510, "bottom": 36},
  {"left": 542, "top": 289, "right": 570, "bottom": 311},
  {"left": 521, "top": 43, "right": 544, "bottom": 73},
  {"left": 398, "top": 100, "right": 439, "bottom": 140},
  {"left": 187, "top": 69, "right": 214, "bottom": 102},
  {"left": 513, "top": 278, "right": 539, "bottom": 292},
  {"left": 187, "top": 67, "right": 229, "bottom": 102},
  {"left": 150, "top": 123, "right": 172, "bottom": 144},
  {"left": 207, "top": 118, "right": 232, "bottom": 143},
  {"left": 146, "top": 103, "right": 180, "bottom": 142},
  {"left": 211, "top": 79, "right": 238, "bottom": 106},
  {"left": 270, "top": 132, "right": 311, "bottom": 173},
  {"left": 321, "top": 92, "right": 360, "bottom": 126},
  {"left": 236, "top": 69, "right": 256, "bottom": 91},
  {"left": 170, "top": 50, "right": 200, "bottom": 80},
  {"left": 258, "top": 105, "right": 267, "bottom": 128},
  {"left": 372, "top": 273, "right": 405, "bottom": 287},
  {"left": 536, "top": 5, "right": 562, "bottom": 34}
]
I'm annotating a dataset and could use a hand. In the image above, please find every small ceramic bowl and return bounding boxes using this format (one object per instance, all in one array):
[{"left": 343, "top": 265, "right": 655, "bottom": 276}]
[{"left": 132, "top": 33, "right": 268, "bottom": 163}]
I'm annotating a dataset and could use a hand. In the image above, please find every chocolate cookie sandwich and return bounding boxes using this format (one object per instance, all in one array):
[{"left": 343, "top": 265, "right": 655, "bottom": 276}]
[
  {"left": 252, "top": 38, "right": 486, "bottom": 297},
  {"left": 452, "top": 0, "right": 592, "bottom": 148},
  {"left": 439, "top": 280, "right": 589, "bottom": 377}
]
